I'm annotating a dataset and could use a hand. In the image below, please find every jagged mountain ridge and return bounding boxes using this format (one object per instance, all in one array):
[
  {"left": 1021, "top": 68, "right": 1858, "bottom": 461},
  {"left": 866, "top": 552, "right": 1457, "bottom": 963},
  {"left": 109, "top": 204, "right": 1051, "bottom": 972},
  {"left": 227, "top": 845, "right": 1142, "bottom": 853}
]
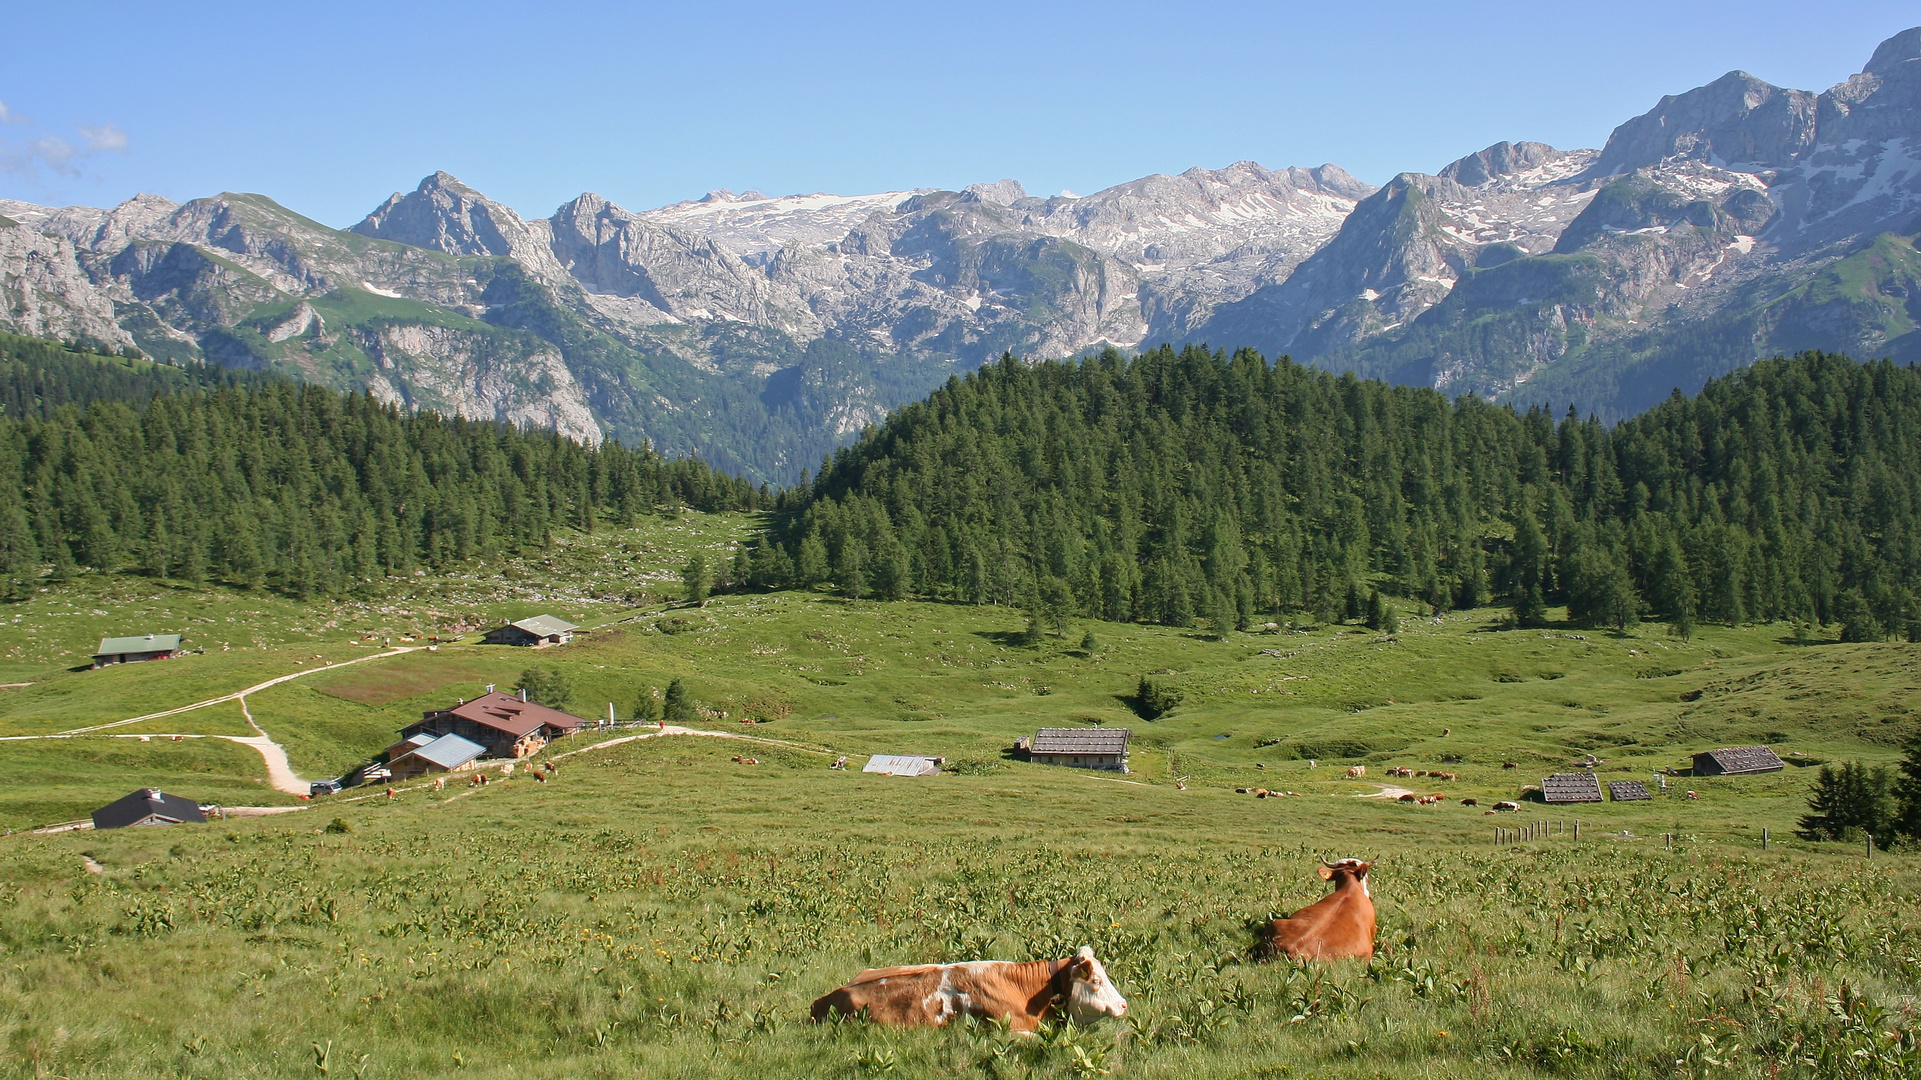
[{"left": 0, "top": 26, "right": 1917, "bottom": 475}]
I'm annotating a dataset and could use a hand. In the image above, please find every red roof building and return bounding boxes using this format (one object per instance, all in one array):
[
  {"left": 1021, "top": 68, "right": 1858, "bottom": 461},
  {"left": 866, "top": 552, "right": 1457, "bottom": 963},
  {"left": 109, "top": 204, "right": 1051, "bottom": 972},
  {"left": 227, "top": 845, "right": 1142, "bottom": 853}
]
[{"left": 403, "top": 691, "right": 587, "bottom": 760}]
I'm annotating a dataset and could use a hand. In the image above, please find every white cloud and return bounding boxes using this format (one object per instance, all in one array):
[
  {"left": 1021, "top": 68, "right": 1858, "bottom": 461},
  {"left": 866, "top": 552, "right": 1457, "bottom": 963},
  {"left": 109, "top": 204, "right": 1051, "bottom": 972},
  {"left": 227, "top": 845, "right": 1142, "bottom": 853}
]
[
  {"left": 79, "top": 124, "right": 127, "bottom": 153},
  {"left": 0, "top": 135, "right": 81, "bottom": 177},
  {"left": 0, "top": 120, "right": 127, "bottom": 179},
  {"left": 0, "top": 101, "right": 30, "bottom": 125}
]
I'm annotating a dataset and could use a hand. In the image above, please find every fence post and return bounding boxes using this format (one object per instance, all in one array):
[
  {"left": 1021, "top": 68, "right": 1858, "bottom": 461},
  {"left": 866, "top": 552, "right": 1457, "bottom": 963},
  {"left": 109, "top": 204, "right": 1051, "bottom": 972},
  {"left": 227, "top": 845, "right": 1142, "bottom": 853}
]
[
  {"left": 1574, "top": 821, "right": 1580, "bottom": 841},
  {"left": 1867, "top": 833, "right": 1874, "bottom": 861},
  {"left": 1762, "top": 828, "right": 1768, "bottom": 851}
]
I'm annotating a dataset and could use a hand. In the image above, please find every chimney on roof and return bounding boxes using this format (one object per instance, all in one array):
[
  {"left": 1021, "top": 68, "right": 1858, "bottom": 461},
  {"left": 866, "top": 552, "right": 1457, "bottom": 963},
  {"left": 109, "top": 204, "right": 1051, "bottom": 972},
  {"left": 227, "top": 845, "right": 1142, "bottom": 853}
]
[
  {"left": 519, "top": 688, "right": 528, "bottom": 702},
  {"left": 486, "top": 684, "right": 495, "bottom": 694}
]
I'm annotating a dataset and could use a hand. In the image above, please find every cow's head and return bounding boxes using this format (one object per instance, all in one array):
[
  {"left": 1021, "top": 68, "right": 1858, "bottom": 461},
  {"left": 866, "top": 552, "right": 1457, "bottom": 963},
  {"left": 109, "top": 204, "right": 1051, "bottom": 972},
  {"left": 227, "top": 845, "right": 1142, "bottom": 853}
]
[
  {"left": 1063, "top": 946, "right": 1128, "bottom": 1024},
  {"left": 1318, "top": 858, "right": 1373, "bottom": 897}
]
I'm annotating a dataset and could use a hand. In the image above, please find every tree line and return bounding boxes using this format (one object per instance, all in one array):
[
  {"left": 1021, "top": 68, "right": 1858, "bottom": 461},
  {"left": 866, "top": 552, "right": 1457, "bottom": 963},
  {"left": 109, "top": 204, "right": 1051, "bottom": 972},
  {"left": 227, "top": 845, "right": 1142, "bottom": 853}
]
[
  {"left": 0, "top": 337, "right": 764, "bottom": 599},
  {"left": 737, "top": 347, "right": 1921, "bottom": 640},
  {"left": 0, "top": 330, "right": 273, "bottom": 421}
]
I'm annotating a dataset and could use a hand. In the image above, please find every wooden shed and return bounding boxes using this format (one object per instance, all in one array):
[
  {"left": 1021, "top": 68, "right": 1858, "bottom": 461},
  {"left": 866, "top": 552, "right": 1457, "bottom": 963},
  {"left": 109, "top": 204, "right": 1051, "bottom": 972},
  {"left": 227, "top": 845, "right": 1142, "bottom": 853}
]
[
  {"left": 92, "top": 788, "right": 206, "bottom": 829},
  {"left": 92, "top": 634, "right": 183, "bottom": 668},
  {"left": 1028, "top": 728, "right": 1132, "bottom": 773},
  {"left": 1691, "top": 746, "right": 1784, "bottom": 776},
  {"left": 483, "top": 615, "right": 578, "bottom": 647},
  {"left": 1540, "top": 772, "right": 1604, "bottom": 804}
]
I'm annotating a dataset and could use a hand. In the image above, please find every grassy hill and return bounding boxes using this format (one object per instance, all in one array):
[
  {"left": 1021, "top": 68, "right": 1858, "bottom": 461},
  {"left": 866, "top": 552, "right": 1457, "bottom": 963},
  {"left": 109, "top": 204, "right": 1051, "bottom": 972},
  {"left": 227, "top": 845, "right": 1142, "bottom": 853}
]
[{"left": 0, "top": 511, "right": 1915, "bottom": 1077}]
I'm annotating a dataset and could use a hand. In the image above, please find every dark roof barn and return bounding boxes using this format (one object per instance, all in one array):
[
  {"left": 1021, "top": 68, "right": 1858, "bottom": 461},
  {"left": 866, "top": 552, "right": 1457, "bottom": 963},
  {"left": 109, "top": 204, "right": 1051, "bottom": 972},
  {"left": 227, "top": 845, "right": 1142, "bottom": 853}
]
[
  {"left": 92, "top": 788, "right": 207, "bottom": 829},
  {"left": 1692, "top": 746, "right": 1785, "bottom": 775},
  {"left": 1607, "top": 780, "right": 1652, "bottom": 802}
]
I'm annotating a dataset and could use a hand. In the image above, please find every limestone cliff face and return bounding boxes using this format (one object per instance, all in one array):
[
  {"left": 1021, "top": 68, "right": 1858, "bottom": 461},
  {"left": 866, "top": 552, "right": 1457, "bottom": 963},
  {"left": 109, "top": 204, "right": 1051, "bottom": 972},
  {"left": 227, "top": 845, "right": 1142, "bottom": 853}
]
[
  {"left": 0, "top": 220, "right": 133, "bottom": 349},
  {"left": 361, "top": 323, "right": 600, "bottom": 445}
]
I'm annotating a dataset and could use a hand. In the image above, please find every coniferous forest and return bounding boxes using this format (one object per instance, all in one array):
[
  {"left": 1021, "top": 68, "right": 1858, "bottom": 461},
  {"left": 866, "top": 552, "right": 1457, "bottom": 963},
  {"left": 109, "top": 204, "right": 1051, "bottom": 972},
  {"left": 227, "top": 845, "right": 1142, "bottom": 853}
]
[
  {"left": 747, "top": 347, "right": 1921, "bottom": 639},
  {"left": 0, "top": 336, "right": 762, "bottom": 599}
]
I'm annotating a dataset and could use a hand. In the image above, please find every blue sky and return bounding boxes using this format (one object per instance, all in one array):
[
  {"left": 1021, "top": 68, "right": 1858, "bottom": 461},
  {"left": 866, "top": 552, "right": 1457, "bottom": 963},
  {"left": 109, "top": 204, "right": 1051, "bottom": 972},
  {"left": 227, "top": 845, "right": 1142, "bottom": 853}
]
[{"left": 2, "top": 1, "right": 1913, "bottom": 226}]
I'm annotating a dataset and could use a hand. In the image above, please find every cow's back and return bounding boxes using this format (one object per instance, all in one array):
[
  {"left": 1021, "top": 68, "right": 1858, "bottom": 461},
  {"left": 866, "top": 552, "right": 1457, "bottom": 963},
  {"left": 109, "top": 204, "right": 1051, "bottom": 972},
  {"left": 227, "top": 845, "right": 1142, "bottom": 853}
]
[
  {"left": 1266, "top": 893, "right": 1376, "bottom": 961},
  {"left": 810, "top": 965, "right": 947, "bottom": 1025}
]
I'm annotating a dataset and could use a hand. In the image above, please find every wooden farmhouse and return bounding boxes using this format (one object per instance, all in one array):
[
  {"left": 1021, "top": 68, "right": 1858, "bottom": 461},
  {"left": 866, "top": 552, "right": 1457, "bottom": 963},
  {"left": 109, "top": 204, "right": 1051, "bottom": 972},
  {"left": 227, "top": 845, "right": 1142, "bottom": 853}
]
[
  {"left": 386, "top": 732, "right": 489, "bottom": 780},
  {"left": 402, "top": 691, "right": 586, "bottom": 760},
  {"left": 1692, "top": 746, "right": 1785, "bottom": 776},
  {"left": 1540, "top": 772, "right": 1604, "bottom": 804},
  {"left": 92, "top": 634, "right": 183, "bottom": 668},
  {"left": 92, "top": 788, "right": 206, "bottom": 829},
  {"left": 483, "top": 615, "right": 578, "bottom": 647},
  {"left": 1026, "top": 728, "right": 1132, "bottom": 773}
]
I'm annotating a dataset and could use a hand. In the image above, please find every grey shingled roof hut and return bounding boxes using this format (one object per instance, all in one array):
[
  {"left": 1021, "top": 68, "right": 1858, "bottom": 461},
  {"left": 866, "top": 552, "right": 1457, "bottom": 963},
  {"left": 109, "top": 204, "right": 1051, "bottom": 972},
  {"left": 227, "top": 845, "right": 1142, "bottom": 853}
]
[
  {"left": 1028, "top": 727, "right": 1132, "bottom": 773},
  {"left": 1691, "top": 746, "right": 1785, "bottom": 776},
  {"left": 1540, "top": 772, "right": 1604, "bottom": 804},
  {"left": 1608, "top": 780, "right": 1652, "bottom": 802},
  {"left": 92, "top": 788, "right": 206, "bottom": 829}
]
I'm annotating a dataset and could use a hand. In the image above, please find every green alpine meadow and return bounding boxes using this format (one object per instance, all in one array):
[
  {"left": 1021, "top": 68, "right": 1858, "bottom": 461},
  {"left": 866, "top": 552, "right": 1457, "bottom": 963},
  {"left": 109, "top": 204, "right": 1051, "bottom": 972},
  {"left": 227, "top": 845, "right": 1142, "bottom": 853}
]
[{"left": 0, "top": 328, "right": 1917, "bottom": 1078}]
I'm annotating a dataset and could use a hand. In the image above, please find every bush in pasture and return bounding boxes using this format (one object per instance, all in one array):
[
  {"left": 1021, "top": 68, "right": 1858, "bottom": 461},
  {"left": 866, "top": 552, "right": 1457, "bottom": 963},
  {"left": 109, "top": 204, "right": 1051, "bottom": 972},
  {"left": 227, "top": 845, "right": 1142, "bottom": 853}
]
[
  {"left": 517, "top": 666, "right": 575, "bottom": 711},
  {"left": 325, "top": 817, "right": 353, "bottom": 834}
]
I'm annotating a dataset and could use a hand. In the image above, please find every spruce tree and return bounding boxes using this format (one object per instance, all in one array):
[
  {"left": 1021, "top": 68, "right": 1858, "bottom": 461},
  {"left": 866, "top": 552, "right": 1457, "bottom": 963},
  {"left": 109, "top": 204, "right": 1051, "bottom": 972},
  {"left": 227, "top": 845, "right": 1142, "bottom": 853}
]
[
  {"left": 682, "top": 553, "right": 709, "bottom": 606},
  {"left": 663, "top": 678, "right": 694, "bottom": 724},
  {"left": 1894, "top": 735, "right": 1921, "bottom": 843},
  {"left": 1798, "top": 761, "right": 1895, "bottom": 845}
]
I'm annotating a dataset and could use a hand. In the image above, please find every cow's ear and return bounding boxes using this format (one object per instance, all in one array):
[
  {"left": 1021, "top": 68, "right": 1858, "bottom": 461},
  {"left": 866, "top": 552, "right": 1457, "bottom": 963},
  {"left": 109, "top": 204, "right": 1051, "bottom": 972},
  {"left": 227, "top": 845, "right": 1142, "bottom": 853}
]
[
  {"left": 1317, "top": 864, "right": 1335, "bottom": 880},
  {"left": 1357, "top": 861, "right": 1373, "bottom": 877}
]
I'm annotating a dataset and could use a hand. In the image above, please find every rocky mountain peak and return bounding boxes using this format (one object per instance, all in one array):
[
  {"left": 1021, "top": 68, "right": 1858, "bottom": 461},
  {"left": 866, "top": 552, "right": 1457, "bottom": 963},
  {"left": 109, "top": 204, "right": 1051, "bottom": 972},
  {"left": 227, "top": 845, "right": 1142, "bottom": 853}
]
[
  {"left": 1439, "top": 141, "right": 1564, "bottom": 186},
  {"left": 1593, "top": 71, "right": 1819, "bottom": 176},
  {"left": 963, "top": 179, "right": 1027, "bottom": 203},
  {"left": 351, "top": 171, "right": 529, "bottom": 257},
  {"left": 1865, "top": 26, "right": 1921, "bottom": 76}
]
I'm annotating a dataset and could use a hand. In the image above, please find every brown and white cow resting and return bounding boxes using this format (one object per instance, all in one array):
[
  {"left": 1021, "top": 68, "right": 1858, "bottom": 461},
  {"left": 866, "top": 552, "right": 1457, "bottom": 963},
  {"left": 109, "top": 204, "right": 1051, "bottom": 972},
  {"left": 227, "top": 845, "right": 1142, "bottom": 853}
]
[
  {"left": 810, "top": 946, "right": 1128, "bottom": 1029},
  {"left": 1263, "top": 858, "right": 1378, "bottom": 961}
]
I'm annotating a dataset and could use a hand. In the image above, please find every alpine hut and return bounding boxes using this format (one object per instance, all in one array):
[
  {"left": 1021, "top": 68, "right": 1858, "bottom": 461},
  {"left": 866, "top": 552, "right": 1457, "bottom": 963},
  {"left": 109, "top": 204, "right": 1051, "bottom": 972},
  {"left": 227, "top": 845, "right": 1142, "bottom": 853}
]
[
  {"left": 1691, "top": 746, "right": 1785, "bottom": 776},
  {"left": 401, "top": 691, "right": 587, "bottom": 760},
  {"left": 1027, "top": 727, "right": 1132, "bottom": 773},
  {"left": 483, "top": 615, "right": 578, "bottom": 647},
  {"left": 92, "top": 634, "right": 183, "bottom": 668},
  {"left": 92, "top": 788, "right": 206, "bottom": 829},
  {"left": 1607, "top": 780, "right": 1653, "bottom": 802}
]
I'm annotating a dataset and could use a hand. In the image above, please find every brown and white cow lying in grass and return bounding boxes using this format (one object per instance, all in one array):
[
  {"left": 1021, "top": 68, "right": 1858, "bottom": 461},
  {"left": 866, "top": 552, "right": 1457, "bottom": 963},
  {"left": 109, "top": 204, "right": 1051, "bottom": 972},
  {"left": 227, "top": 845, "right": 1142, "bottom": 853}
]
[
  {"left": 1262, "top": 858, "right": 1377, "bottom": 961},
  {"left": 810, "top": 946, "right": 1128, "bottom": 1030}
]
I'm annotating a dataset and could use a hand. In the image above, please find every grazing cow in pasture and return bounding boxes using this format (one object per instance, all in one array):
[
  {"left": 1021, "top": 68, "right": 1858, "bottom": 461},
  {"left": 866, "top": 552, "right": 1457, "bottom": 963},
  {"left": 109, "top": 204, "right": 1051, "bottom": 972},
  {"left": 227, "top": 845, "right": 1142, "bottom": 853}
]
[
  {"left": 1263, "top": 859, "right": 1377, "bottom": 961},
  {"left": 1493, "top": 800, "right": 1519, "bottom": 812},
  {"left": 1397, "top": 793, "right": 1418, "bottom": 802},
  {"left": 810, "top": 947, "right": 1127, "bottom": 1030},
  {"left": 1502, "top": 762, "right": 1519, "bottom": 769},
  {"left": 1387, "top": 767, "right": 1413, "bottom": 778},
  {"left": 1345, "top": 765, "right": 1367, "bottom": 780},
  {"left": 433, "top": 777, "right": 446, "bottom": 792},
  {"left": 1460, "top": 797, "right": 1478, "bottom": 807}
]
